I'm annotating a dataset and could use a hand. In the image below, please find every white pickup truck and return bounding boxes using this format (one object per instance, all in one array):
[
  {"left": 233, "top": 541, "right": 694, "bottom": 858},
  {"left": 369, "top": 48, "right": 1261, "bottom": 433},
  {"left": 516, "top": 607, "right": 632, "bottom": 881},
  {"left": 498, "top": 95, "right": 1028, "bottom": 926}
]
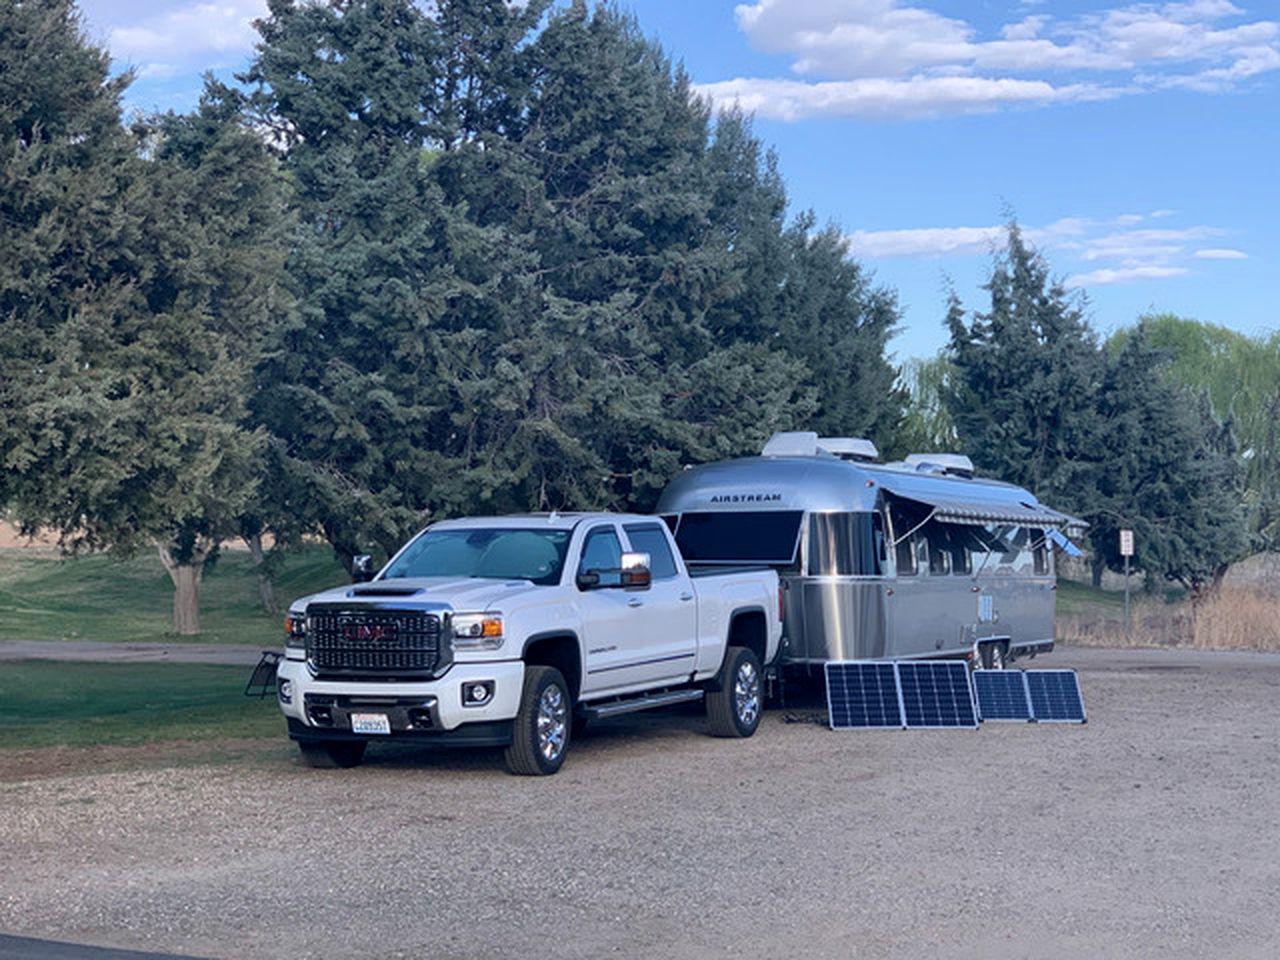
[{"left": 275, "top": 513, "right": 781, "bottom": 775}]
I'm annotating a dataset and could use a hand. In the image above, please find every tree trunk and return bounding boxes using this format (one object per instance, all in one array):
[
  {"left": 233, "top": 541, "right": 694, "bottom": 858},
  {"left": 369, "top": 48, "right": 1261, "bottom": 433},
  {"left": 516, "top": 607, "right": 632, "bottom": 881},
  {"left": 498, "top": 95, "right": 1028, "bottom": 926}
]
[
  {"left": 1091, "top": 555, "right": 1104, "bottom": 588},
  {"left": 157, "top": 539, "right": 215, "bottom": 636},
  {"left": 245, "top": 532, "right": 277, "bottom": 614}
]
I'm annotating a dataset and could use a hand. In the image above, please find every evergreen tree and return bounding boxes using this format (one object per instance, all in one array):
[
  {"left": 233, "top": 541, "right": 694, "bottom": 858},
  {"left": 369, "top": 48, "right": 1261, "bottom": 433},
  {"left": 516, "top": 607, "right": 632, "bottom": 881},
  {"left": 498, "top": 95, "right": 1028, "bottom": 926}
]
[
  {"left": 1093, "top": 325, "right": 1247, "bottom": 596},
  {"left": 945, "top": 224, "right": 1103, "bottom": 515},
  {"left": 0, "top": 3, "right": 289, "bottom": 633}
]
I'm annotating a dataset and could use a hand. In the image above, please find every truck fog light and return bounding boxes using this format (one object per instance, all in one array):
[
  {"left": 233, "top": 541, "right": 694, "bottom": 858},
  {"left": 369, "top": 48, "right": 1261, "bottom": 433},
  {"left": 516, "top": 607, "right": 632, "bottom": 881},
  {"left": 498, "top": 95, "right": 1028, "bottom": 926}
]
[
  {"left": 278, "top": 679, "right": 293, "bottom": 704},
  {"left": 462, "top": 681, "right": 494, "bottom": 707}
]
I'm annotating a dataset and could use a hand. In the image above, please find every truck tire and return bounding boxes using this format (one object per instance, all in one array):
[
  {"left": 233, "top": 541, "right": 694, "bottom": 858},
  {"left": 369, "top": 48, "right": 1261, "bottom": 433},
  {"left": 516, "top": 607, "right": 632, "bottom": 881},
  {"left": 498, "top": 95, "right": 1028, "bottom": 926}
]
[
  {"left": 504, "top": 665, "right": 571, "bottom": 776},
  {"left": 297, "top": 739, "right": 367, "bottom": 769},
  {"left": 706, "top": 646, "right": 763, "bottom": 738}
]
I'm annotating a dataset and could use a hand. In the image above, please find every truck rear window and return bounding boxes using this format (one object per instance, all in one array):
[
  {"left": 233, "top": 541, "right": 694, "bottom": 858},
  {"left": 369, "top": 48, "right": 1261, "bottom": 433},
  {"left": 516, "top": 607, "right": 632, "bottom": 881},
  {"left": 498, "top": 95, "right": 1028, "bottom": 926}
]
[{"left": 672, "top": 511, "right": 803, "bottom": 565}]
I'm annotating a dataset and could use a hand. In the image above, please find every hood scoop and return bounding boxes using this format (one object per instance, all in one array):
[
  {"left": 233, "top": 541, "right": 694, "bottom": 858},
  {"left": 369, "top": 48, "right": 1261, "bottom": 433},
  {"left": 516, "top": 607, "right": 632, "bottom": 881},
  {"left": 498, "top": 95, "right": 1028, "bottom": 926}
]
[{"left": 349, "top": 585, "right": 424, "bottom": 597}]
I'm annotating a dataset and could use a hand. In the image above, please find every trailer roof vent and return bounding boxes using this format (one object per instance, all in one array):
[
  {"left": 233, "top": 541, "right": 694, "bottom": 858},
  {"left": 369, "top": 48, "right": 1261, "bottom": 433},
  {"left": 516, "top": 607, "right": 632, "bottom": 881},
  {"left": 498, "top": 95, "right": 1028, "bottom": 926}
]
[
  {"left": 818, "top": 437, "right": 879, "bottom": 462},
  {"left": 761, "top": 431, "right": 821, "bottom": 457},
  {"left": 903, "top": 453, "right": 975, "bottom": 478}
]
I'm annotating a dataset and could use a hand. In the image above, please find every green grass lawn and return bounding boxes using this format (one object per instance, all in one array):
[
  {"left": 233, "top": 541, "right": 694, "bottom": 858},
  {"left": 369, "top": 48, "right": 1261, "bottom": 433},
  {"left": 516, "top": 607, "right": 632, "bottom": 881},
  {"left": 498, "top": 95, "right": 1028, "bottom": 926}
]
[
  {"left": 0, "top": 545, "right": 346, "bottom": 647},
  {"left": 0, "top": 660, "right": 282, "bottom": 748},
  {"left": 1055, "top": 577, "right": 1127, "bottom": 617}
]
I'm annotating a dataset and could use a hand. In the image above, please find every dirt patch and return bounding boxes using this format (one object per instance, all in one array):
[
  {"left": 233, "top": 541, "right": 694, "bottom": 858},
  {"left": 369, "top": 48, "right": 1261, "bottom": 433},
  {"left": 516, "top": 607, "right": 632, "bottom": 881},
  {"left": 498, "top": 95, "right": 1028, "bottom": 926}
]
[{"left": 0, "top": 738, "right": 288, "bottom": 783}]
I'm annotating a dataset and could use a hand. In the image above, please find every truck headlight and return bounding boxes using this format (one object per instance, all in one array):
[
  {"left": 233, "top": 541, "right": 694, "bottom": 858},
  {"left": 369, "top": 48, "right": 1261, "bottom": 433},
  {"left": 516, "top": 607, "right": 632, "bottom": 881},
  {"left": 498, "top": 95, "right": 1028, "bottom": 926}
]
[
  {"left": 284, "top": 614, "right": 307, "bottom": 650},
  {"left": 451, "top": 613, "right": 504, "bottom": 651}
]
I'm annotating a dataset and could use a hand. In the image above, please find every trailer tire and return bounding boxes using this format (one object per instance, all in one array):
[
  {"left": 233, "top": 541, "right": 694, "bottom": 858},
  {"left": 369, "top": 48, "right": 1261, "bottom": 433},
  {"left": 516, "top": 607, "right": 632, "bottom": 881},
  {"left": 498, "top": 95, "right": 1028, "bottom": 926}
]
[
  {"left": 977, "top": 641, "right": 1007, "bottom": 670},
  {"left": 504, "top": 665, "right": 571, "bottom": 776},
  {"left": 297, "top": 739, "right": 366, "bottom": 769},
  {"left": 707, "top": 646, "right": 763, "bottom": 738}
]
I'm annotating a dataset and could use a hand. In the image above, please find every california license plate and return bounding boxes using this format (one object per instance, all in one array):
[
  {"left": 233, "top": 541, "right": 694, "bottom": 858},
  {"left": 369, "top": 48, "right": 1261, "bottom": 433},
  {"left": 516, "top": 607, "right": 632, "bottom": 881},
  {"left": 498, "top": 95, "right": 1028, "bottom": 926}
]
[{"left": 350, "top": 712, "right": 391, "bottom": 735}]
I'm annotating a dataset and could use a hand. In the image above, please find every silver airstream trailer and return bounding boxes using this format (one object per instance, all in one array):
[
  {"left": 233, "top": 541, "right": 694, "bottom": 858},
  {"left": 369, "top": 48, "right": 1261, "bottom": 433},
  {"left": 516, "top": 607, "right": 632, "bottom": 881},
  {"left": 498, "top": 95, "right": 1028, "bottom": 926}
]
[{"left": 655, "top": 432, "right": 1081, "bottom": 670}]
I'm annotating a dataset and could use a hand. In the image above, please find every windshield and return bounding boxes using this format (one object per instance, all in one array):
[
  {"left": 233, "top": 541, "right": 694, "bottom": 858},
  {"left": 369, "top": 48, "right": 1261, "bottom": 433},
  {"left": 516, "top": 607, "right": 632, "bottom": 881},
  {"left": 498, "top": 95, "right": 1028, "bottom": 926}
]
[{"left": 382, "top": 528, "right": 571, "bottom": 586}]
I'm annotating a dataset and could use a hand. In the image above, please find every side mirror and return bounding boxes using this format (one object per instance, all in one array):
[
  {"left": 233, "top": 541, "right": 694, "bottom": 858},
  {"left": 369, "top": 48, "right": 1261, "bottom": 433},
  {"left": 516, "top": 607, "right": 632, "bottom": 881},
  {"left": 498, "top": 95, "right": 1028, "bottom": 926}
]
[
  {"left": 620, "top": 552, "right": 651, "bottom": 590},
  {"left": 351, "top": 554, "right": 376, "bottom": 583},
  {"left": 575, "top": 570, "right": 601, "bottom": 590}
]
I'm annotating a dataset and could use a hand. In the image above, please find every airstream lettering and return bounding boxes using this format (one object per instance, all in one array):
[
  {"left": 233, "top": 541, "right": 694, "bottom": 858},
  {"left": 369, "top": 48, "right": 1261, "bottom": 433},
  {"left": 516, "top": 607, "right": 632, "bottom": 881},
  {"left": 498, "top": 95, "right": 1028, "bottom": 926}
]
[{"left": 656, "top": 432, "right": 1080, "bottom": 670}]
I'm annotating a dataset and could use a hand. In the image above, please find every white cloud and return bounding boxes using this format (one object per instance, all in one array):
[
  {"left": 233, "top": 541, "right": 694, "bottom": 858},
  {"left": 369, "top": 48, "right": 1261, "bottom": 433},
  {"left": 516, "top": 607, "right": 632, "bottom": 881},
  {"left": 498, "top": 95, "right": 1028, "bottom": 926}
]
[
  {"left": 714, "top": 0, "right": 1279, "bottom": 120},
  {"left": 82, "top": 1, "right": 267, "bottom": 67},
  {"left": 1065, "top": 265, "right": 1189, "bottom": 286},
  {"left": 847, "top": 212, "right": 1244, "bottom": 291},
  {"left": 695, "top": 75, "right": 1119, "bottom": 120}
]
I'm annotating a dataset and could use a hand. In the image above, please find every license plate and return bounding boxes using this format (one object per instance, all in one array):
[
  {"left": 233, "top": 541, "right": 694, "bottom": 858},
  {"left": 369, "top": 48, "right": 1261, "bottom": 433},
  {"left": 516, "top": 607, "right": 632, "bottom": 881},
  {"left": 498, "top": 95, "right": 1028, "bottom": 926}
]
[{"left": 350, "top": 712, "right": 391, "bottom": 735}]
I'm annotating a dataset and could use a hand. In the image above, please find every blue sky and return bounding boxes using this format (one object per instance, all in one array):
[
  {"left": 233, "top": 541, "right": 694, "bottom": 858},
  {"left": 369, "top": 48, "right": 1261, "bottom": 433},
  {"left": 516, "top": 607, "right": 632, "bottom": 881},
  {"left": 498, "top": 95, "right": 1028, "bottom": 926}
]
[{"left": 77, "top": 0, "right": 1279, "bottom": 361}]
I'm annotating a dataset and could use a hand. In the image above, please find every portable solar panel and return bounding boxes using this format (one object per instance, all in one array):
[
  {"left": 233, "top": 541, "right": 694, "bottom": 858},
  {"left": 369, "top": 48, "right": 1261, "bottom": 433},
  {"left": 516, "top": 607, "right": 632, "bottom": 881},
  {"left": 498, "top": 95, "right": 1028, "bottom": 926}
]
[
  {"left": 825, "top": 661, "right": 903, "bottom": 729},
  {"left": 972, "top": 669, "right": 1033, "bottom": 722},
  {"left": 1024, "top": 669, "right": 1087, "bottom": 723},
  {"left": 896, "top": 660, "right": 978, "bottom": 729}
]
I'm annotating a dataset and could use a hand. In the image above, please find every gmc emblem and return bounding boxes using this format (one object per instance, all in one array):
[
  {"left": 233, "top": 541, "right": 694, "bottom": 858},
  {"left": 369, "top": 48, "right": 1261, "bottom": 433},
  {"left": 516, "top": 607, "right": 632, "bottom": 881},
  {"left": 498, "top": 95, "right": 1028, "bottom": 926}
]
[{"left": 345, "top": 624, "right": 394, "bottom": 642}]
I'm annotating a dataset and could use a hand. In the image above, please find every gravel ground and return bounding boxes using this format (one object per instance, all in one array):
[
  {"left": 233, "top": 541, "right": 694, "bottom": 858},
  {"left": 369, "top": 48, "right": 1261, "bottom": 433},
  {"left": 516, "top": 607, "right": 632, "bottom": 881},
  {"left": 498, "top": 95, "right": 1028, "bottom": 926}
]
[{"left": 2, "top": 645, "right": 1279, "bottom": 960}]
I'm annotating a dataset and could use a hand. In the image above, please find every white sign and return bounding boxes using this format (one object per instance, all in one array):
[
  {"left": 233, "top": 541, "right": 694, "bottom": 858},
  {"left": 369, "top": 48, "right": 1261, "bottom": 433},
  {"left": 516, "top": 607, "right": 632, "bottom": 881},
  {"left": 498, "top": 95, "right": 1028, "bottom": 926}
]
[{"left": 1119, "top": 529, "right": 1134, "bottom": 557}]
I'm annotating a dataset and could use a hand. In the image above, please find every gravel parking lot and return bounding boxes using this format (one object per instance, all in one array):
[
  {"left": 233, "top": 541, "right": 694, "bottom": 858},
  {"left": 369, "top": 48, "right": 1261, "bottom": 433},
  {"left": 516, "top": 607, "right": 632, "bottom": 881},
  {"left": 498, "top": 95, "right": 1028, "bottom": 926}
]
[{"left": 3, "top": 645, "right": 1279, "bottom": 960}]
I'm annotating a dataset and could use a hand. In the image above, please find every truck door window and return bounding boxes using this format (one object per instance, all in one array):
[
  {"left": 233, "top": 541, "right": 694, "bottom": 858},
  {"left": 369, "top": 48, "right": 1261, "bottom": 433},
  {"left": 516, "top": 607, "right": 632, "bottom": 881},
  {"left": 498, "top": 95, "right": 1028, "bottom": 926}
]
[
  {"left": 578, "top": 528, "right": 623, "bottom": 587},
  {"left": 623, "top": 524, "right": 679, "bottom": 580}
]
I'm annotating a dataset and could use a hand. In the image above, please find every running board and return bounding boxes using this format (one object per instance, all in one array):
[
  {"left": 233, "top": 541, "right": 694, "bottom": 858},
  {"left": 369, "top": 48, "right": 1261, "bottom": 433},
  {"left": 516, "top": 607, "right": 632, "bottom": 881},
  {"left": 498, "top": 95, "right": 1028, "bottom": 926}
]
[{"left": 582, "top": 688, "right": 704, "bottom": 720}]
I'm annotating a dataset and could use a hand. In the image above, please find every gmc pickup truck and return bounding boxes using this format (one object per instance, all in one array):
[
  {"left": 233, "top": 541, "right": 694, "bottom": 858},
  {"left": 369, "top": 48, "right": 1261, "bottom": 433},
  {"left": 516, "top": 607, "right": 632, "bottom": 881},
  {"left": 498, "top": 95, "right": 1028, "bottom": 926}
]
[{"left": 274, "top": 513, "right": 781, "bottom": 775}]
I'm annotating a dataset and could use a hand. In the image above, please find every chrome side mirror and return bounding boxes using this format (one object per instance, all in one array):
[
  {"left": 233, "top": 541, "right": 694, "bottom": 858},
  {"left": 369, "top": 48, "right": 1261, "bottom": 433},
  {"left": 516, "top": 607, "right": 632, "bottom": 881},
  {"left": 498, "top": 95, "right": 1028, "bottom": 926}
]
[{"left": 620, "top": 552, "right": 652, "bottom": 590}]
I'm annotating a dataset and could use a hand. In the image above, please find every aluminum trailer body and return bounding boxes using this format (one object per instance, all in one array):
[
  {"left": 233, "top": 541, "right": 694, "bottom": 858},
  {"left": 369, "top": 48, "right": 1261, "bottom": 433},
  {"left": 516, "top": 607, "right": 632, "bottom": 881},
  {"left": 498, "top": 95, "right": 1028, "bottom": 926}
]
[{"left": 655, "top": 434, "right": 1080, "bottom": 668}]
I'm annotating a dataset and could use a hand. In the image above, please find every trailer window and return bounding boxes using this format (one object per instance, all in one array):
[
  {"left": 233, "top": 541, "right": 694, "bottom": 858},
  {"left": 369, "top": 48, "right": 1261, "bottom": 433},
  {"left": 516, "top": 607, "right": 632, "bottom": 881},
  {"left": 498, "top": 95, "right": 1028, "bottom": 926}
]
[
  {"left": 895, "top": 534, "right": 917, "bottom": 576},
  {"left": 673, "top": 511, "right": 803, "bottom": 565},
  {"left": 1033, "top": 529, "right": 1050, "bottom": 575},
  {"left": 808, "top": 513, "right": 885, "bottom": 577},
  {"left": 923, "top": 521, "right": 971, "bottom": 576}
]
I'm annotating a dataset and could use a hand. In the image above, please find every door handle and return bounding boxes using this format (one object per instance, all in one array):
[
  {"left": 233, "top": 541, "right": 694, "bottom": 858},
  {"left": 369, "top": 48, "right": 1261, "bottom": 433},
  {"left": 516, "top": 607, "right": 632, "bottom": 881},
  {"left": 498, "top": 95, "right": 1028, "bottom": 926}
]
[
  {"left": 628, "top": 598, "right": 643, "bottom": 608},
  {"left": 680, "top": 592, "right": 693, "bottom": 602}
]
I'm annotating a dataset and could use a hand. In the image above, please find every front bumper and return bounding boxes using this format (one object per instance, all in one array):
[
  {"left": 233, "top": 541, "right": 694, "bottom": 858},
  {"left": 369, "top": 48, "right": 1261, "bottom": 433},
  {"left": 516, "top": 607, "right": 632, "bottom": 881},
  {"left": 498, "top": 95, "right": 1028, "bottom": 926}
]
[{"left": 277, "top": 656, "right": 525, "bottom": 744}]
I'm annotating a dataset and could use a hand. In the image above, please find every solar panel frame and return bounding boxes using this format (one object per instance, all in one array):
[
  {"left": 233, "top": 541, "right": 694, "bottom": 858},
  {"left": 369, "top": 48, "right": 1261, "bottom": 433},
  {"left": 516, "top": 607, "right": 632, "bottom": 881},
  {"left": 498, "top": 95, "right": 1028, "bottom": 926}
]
[
  {"left": 1024, "top": 669, "right": 1087, "bottom": 723},
  {"left": 825, "top": 661, "right": 905, "bottom": 729},
  {"left": 896, "top": 660, "right": 978, "bottom": 729},
  {"left": 972, "top": 669, "right": 1033, "bottom": 722}
]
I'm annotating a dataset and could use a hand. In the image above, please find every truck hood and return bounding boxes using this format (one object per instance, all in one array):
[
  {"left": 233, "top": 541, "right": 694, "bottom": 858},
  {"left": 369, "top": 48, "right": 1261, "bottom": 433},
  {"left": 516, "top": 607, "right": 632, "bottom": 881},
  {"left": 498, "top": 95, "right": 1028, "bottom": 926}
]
[{"left": 293, "top": 577, "right": 543, "bottom": 613}]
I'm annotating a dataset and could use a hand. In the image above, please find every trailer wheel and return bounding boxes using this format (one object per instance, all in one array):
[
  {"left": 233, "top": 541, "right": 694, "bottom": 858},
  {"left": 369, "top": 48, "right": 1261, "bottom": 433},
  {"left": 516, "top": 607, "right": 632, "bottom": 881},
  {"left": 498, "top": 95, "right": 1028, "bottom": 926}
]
[
  {"left": 504, "top": 665, "right": 571, "bottom": 776},
  {"left": 297, "top": 739, "right": 366, "bottom": 769},
  {"left": 707, "top": 647, "right": 763, "bottom": 738},
  {"left": 977, "top": 641, "right": 1007, "bottom": 670}
]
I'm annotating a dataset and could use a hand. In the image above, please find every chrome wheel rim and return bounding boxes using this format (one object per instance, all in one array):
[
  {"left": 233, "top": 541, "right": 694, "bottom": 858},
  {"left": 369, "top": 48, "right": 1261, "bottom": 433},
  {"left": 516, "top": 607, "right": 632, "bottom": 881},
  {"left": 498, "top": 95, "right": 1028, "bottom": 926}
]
[
  {"left": 536, "top": 683, "right": 568, "bottom": 762},
  {"left": 734, "top": 660, "right": 760, "bottom": 728}
]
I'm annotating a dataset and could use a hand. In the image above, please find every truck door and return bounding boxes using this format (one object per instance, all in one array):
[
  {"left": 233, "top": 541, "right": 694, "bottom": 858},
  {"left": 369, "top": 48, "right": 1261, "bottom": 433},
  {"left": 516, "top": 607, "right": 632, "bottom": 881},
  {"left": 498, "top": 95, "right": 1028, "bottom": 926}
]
[
  {"left": 622, "top": 522, "right": 698, "bottom": 680},
  {"left": 576, "top": 524, "right": 693, "bottom": 696}
]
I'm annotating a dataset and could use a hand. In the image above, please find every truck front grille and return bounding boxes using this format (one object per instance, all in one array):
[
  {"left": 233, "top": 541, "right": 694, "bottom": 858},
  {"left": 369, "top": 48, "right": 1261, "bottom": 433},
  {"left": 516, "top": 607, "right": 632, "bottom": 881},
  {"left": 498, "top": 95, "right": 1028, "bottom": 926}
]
[{"left": 307, "top": 608, "right": 442, "bottom": 680}]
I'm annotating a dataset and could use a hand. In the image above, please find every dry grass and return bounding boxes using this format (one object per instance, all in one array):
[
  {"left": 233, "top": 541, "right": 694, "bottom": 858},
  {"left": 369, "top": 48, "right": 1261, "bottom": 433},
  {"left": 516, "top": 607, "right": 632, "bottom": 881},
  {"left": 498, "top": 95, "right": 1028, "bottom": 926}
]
[{"left": 1060, "top": 585, "right": 1280, "bottom": 652}]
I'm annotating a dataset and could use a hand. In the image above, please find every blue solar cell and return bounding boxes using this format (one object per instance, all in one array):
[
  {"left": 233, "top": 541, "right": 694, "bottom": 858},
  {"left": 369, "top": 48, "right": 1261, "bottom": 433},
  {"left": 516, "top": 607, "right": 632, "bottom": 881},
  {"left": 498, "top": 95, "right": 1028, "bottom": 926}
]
[
  {"left": 897, "top": 661, "right": 977, "bottom": 729},
  {"left": 825, "top": 662, "right": 903, "bottom": 729},
  {"left": 1025, "top": 670, "right": 1086, "bottom": 723},
  {"left": 973, "top": 670, "right": 1033, "bottom": 722}
]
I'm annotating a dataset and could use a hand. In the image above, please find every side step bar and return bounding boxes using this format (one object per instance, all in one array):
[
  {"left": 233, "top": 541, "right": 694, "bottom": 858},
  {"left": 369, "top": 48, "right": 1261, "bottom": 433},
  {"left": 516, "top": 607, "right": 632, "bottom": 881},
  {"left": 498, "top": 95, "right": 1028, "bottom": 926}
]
[{"left": 582, "top": 688, "right": 704, "bottom": 720}]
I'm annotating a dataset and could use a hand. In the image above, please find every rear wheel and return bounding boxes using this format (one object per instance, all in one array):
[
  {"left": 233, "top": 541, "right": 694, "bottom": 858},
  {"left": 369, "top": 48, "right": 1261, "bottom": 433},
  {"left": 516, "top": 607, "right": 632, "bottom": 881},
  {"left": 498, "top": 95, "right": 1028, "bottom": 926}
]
[
  {"left": 504, "top": 665, "right": 571, "bottom": 776},
  {"left": 297, "top": 739, "right": 367, "bottom": 769},
  {"left": 707, "top": 647, "right": 763, "bottom": 738}
]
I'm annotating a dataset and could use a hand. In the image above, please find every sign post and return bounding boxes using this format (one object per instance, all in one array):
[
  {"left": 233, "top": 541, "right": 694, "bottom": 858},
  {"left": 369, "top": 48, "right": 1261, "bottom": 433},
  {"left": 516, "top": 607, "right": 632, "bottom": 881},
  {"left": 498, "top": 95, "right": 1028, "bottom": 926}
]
[{"left": 1119, "top": 529, "right": 1134, "bottom": 644}]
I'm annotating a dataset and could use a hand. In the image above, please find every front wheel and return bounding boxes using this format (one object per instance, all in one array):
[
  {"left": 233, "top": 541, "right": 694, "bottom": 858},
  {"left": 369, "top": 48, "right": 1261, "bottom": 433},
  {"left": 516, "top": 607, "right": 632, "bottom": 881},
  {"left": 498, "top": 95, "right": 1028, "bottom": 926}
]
[
  {"left": 504, "top": 665, "right": 571, "bottom": 776},
  {"left": 297, "top": 739, "right": 367, "bottom": 769},
  {"left": 706, "top": 647, "right": 763, "bottom": 738}
]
